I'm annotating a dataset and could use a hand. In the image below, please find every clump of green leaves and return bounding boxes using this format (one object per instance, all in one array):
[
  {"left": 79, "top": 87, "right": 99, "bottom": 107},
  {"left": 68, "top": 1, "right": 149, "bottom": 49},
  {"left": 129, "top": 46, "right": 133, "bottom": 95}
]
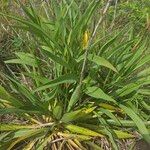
[{"left": 0, "top": 0, "right": 150, "bottom": 150}]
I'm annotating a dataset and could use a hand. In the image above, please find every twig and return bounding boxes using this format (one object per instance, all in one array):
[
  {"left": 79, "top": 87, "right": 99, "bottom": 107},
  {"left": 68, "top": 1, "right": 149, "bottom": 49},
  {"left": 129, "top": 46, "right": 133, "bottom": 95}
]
[
  {"left": 110, "top": 0, "right": 118, "bottom": 30},
  {"left": 33, "top": 122, "right": 55, "bottom": 128},
  {"left": 50, "top": 138, "right": 64, "bottom": 144},
  {"left": 79, "top": 0, "right": 113, "bottom": 85}
]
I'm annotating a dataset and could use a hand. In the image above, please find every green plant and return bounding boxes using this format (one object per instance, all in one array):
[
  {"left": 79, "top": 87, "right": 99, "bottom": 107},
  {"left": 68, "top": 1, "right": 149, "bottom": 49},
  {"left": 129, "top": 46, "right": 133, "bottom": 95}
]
[{"left": 0, "top": 0, "right": 150, "bottom": 150}]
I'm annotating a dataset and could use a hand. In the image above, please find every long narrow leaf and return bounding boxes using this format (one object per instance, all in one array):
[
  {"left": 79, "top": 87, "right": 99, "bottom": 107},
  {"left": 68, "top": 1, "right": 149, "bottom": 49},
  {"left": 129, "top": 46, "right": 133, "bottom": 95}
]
[
  {"left": 85, "top": 86, "right": 116, "bottom": 103},
  {"left": 34, "top": 74, "right": 77, "bottom": 92},
  {"left": 120, "top": 104, "right": 150, "bottom": 143}
]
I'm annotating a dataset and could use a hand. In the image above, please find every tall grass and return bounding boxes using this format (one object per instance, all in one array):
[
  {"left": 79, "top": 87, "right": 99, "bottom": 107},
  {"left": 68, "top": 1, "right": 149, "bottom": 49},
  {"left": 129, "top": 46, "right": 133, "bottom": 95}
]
[{"left": 0, "top": 0, "right": 150, "bottom": 149}]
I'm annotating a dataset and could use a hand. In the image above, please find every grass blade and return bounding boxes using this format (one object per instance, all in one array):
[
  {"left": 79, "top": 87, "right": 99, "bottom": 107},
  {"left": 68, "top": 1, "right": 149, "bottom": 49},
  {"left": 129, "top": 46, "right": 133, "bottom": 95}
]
[
  {"left": 85, "top": 86, "right": 116, "bottom": 103},
  {"left": 120, "top": 104, "right": 150, "bottom": 143},
  {"left": 34, "top": 74, "right": 77, "bottom": 92}
]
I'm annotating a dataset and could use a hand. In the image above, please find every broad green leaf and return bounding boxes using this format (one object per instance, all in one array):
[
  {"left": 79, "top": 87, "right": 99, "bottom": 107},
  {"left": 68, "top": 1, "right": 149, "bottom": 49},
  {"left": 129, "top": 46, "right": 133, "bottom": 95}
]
[
  {"left": 85, "top": 86, "right": 116, "bottom": 103},
  {"left": 53, "top": 104, "right": 63, "bottom": 120},
  {"left": 65, "top": 124, "right": 103, "bottom": 137},
  {"left": 99, "top": 103, "right": 120, "bottom": 111},
  {"left": 113, "top": 130, "right": 134, "bottom": 139},
  {"left": 12, "top": 128, "right": 45, "bottom": 138},
  {"left": 57, "top": 132, "right": 91, "bottom": 141},
  {"left": 67, "top": 85, "right": 81, "bottom": 112},
  {"left": 62, "top": 107, "right": 95, "bottom": 123},
  {"left": 34, "top": 74, "right": 77, "bottom": 92},
  {"left": 88, "top": 54, "right": 118, "bottom": 73},
  {"left": 5, "top": 52, "right": 38, "bottom": 67},
  {"left": 79, "top": 123, "right": 134, "bottom": 139},
  {"left": 5, "top": 59, "right": 37, "bottom": 67},
  {"left": 61, "top": 109, "right": 83, "bottom": 123},
  {"left": 77, "top": 54, "right": 118, "bottom": 72},
  {"left": 120, "top": 104, "right": 150, "bottom": 143},
  {"left": 0, "top": 124, "right": 34, "bottom": 131}
]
